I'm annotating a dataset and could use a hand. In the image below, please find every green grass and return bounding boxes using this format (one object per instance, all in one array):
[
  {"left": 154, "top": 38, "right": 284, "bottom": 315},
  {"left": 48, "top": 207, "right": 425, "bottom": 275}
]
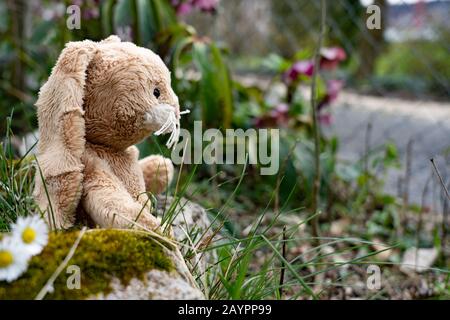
[
  {"left": 1, "top": 115, "right": 449, "bottom": 300},
  {"left": 0, "top": 115, "right": 37, "bottom": 231}
]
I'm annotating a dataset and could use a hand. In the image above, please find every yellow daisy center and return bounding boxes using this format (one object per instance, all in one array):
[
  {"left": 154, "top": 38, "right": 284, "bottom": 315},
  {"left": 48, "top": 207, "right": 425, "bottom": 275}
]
[
  {"left": 0, "top": 250, "right": 13, "bottom": 268},
  {"left": 22, "top": 227, "right": 36, "bottom": 244}
]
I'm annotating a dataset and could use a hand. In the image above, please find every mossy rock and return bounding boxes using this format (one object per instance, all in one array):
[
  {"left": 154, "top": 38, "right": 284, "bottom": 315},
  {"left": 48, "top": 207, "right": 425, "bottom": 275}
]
[{"left": 0, "top": 229, "right": 203, "bottom": 300}]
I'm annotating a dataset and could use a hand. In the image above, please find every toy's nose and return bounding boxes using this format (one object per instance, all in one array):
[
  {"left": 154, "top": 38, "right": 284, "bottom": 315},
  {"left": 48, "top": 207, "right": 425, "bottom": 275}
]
[
  {"left": 161, "top": 102, "right": 178, "bottom": 114},
  {"left": 165, "top": 103, "right": 179, "bottom": 118},
  {"left": 168, "top": 103, "right": 180, "bottom": 120},
  {"left": 171, "top": 92, "right": 180, "bottom": 118},
  {"left": 169, "top": 99, "right": 180, "bottom": 119}
]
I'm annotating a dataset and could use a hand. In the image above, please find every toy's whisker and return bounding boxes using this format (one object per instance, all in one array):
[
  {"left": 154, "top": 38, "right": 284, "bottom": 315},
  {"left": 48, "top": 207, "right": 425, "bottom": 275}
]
[
  {"left": 155, "top": 109, "right": 189, "bottom": 149},
  {"left": 154, "top": 116, "right": 172, "bottom": 136},
  {"left": 166, "top": 113, "right": 179, "bottom": 149}
]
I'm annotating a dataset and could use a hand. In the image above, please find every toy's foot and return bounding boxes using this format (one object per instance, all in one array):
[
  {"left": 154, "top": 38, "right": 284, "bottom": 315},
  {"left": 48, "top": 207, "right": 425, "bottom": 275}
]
[{"left": 139, "top": 155, "right": 174, "bottom": 195}]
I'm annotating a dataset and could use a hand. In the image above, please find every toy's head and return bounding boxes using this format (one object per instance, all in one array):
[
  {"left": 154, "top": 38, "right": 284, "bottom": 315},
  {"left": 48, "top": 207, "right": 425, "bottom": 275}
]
[
  {"left": 37, "top": 35, "right": 180, "bottom": 155},
  {"left": 82, "top": 36, "right": 180, "bottom": 150}
]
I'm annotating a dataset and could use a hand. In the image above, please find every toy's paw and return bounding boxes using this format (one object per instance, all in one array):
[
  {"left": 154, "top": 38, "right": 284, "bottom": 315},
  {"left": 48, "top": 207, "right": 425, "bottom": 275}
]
[
  {"left": 141, "top": 212, "right": 161, "bottom": 232},
  {"left": 123, "top": 201, "right": 161, "bottom": 232},
  {"left": 139, "top": 155, "right": 174, "bottom": 195},
  {"left": 156, "top": 216, "right": 175, "bottom": 239}
]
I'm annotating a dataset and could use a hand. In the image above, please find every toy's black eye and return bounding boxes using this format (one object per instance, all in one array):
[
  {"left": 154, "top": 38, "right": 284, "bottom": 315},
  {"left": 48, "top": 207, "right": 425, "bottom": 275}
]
[{"left": 153, "top": 88, "right": 160, "bottom": 99}]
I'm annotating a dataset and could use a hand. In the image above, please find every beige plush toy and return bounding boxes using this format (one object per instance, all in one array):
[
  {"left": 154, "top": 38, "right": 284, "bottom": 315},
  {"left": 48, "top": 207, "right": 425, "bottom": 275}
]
[{"left": 33, "top": 36, "right": 180, "bottom": 231}]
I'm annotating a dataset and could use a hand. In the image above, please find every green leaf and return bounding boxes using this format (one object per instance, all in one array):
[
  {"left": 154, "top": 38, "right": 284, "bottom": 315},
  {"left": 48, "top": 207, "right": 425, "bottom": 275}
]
[
  {"left": 192, "top": 42, "right": 234, "bottom": 129},
  {"left": 101, "top": 0, "right": 116, "bottom": 36},
  {"left": 136, "top": 0, "right": 156, "bottom": 46},
  {"left": 30, "top": 20, "right": 54, "bottom": 44},
  {"left": 261, "top": 53, "right": 290, "bottom": 73},
  {"left": 138, "top": 0, "right": 178, "bottom": 47},
  {"left": 171, "top": 36, "right": 194, "bottom": 85}
]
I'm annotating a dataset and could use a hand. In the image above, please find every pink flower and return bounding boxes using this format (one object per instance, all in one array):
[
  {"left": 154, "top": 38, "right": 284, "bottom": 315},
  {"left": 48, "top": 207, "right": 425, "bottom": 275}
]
[
  {"left": 327, "top": 79, "right": 344, "bottom": 102},
  {"left": 255, "top": 103, "right": 290, "bottom": 128},
  {"left": 318, "top": 80, "right": 344, "bottom": 110},
  {"left": 318, "top": 113, "right": 332, "bottom": 126},
  {"left": 193, "top": 0, "right": 218, "bottom": 13},
  {"left": 283, "top": 60, "right": 314, "bottom": 84},
  {"left": 172, "top": 0, "right": 218, "bottom": 16},
  {"left": 83, "top": 7, "right": 99, "bottom": 19},
  {"left": 271, "top": 103, "right": 289, "bottom": 120},
  {"left": 320, "top": 47, "right": 346, "bottom": 70},
  {"left": 176, "top": 2, "right": 193, "bottom": 15}
]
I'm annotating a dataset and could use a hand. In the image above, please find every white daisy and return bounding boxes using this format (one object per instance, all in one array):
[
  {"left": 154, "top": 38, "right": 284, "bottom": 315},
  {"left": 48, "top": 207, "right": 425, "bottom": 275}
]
[
  {"left": 0, "top": 238, "right": 30, "bottom": 282},
  {"left": 11, "top": 215, "right": 49, "bottom": 256}
]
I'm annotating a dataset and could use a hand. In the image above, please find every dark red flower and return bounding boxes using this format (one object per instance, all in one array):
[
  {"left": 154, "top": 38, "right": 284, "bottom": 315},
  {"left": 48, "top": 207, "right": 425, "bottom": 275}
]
[
  {"left": 255, "top": 103, "right": 290, "bottom": 128},
  {"left": 172, "top": 0, "right": 218, "bottom": 16},
  {"left": 193, "top": 0, "right": 218, "bottom": 13},
  {"left": 283, "top": 60, "right": 314, "bottom": 84},
  {"left": 318, "top": 79, "right": 344, "bottom": 110},
  {"left": 83, "top": 7, "right": 99, "bottom": 19},
  {"left": 176, "top": 2, "right": 193, "bottom": 15},
  {"left": 326, "top": 79, "right": 344, "bottom": 102},
  {"left": 320, "top": 47, "right": 346, "bottom": 70},
  {"left": 318, "top": 113, "right": 332, "bottom": 126}
]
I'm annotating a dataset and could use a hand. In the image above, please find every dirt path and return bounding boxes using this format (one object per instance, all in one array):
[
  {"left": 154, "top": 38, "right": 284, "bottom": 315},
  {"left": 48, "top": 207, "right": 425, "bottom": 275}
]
[{"left": 323, "top": 91, "right": 450, "bottom": 210}]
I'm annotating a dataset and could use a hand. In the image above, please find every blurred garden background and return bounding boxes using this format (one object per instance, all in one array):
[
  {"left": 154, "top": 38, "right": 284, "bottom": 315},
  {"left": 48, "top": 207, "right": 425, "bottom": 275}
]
[{"left": 0, "top": 0, "right": 449, "bottom": 299}]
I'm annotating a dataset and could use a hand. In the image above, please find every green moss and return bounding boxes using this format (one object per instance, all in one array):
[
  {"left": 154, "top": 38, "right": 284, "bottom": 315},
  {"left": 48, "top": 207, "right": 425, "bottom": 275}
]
[{"left": 0, "top": 229, "right": 174, "bottom": 299}]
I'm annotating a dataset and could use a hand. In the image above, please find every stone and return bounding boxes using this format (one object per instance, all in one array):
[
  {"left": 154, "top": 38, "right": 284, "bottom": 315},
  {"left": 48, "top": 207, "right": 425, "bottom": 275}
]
[
  {"left": 0, "top": 197, "right": 213, "bottom": 300},
  {"left": 400, "top": 247, "right": 439, "bottom": 274}
]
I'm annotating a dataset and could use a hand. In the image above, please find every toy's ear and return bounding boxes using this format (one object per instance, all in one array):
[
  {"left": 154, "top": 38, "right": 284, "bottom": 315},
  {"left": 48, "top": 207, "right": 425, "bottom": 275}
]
[
  {"left": 100, "top": 35, "right": 121, "bottom": 44},
  {"left": 33, "top": 40, "right": 96, "bottom": 230}
]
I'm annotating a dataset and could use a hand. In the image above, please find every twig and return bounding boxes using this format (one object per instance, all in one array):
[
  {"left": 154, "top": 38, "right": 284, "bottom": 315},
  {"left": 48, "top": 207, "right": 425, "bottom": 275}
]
[
  {"left": 400, "top": 139, "right": 413, "bottom": 236},
  {"left": 403, "top": 140, "right": 413, "bottom": 206},
  {"left": 310, "top": 0, "right": 327, "bottom": 243},
  {"left": 174, "top": 137, "right": 190, "bottom": 197},
  {"left": 112, "top": 212, "right": 178, "bottom": 249},
  {"left": 35, "top": 227, "right": 87, "bottom": 300},
  {"left": 364, "top": 122, "right": 372, "bottom": 194},
  {"left": 441, "top": 188, "right": 449, "bottom": 262},
  {"left": 278, "top": 226, "right": 287, "bottom": 299},
  {"left": 430, "top": 158, "right": 450, "bottom": 201},
  {"left": 430, "top": 158, "right": 449, "bottom": 260},
  {"left": 275, "top": 139, "right": 300, "bottom": 215},
  {"left": 175, "top": 226, "right": 204, "bottom": 292},
  {"left": 417, "top": 172, "right": 432, "bottom": 267}
]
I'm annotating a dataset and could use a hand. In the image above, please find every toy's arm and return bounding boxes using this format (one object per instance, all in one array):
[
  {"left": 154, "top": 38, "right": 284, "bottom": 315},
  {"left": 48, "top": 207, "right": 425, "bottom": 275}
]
[
  {"left": 139, "top": 155, "right": 174, "bottom": 195},
  {"left": 81, "top": 159, "right": 160, "bottom": 230}
]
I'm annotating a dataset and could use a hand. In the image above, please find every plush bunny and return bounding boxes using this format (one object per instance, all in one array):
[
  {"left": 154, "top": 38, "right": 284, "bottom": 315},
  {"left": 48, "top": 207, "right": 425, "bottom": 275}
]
[{"left": 33, "top": 36, "right": 180, "bottom": 230}]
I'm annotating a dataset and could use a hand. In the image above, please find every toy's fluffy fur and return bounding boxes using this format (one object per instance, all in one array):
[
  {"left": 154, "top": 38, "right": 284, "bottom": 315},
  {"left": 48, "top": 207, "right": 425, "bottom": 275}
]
[{"left": 33, "top": 36, "right": 177, "bottom": 230}]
